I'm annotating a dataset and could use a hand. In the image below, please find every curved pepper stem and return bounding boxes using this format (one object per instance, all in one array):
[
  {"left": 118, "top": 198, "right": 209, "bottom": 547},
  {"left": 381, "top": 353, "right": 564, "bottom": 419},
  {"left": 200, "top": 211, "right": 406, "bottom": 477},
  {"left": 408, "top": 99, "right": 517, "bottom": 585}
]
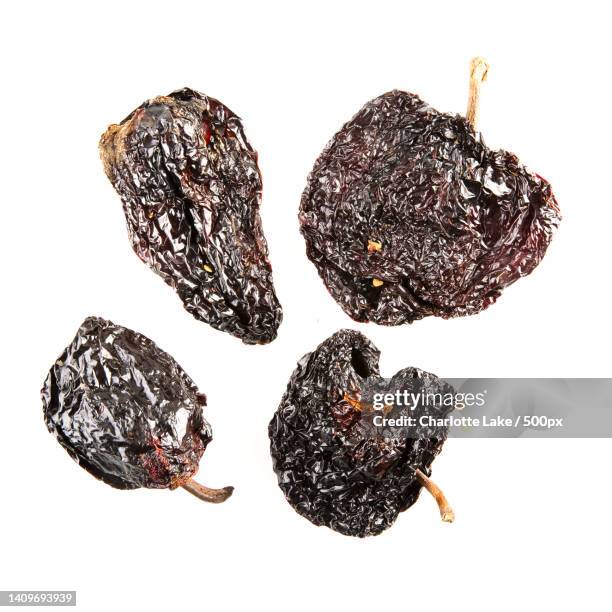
[
  {"left": 466, "top": 56, "right": 489, "bottom": 129},
  {"left": 181, "top": 479, "right": 234, "bottom": 504},
  {"left": 415, "top": 469, "right": 455, "bottom": 522}
]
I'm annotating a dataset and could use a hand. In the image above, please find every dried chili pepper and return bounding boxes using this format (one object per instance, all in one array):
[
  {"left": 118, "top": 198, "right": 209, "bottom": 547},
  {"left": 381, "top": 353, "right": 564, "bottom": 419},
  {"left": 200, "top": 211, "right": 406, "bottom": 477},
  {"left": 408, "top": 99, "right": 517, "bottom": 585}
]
[
  {"left": 268, "top": 329, "right": 454, "bottom": 537},
  {"left": 100, "top": 88, "right": 282, "bottom": 344},
  {"left": 42, "top": 316, "right": 232, "bottom": 503},
  {"left": 300, "top": 58, "right": 561, "bottom": 324}
]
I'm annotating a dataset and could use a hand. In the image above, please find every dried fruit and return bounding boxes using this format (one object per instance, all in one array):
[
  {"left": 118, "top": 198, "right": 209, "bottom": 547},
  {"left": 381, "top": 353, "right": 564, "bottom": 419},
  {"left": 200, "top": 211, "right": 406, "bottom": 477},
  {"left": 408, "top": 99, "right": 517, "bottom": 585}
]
[
  {"left": 269, "top": 329, "right": 454, "bottom": 537},
  {"left": 100, "top": 88, "right": 282, "bottom": 344},
  {"left": 42, "top": 316, "right": 232, "bottom": 503},
  {"left": 300, "top": 58, "right": 560, "bottom": 324}
]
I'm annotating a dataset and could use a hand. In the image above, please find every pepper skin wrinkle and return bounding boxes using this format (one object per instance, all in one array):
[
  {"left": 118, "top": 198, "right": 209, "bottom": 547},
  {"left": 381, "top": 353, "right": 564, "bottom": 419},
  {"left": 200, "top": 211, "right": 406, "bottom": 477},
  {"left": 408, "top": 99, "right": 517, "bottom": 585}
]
[
  {"left": 42, "top": 316, "right": 233, "bottom": 501},
  {"left": 268, "top": 330, "right": 454, "bottom": 537},
  {"left": 100, "top": 88, "right": 282, "bottom": 344},
  {"left": 299, "top": 67, "right": 560, "bottom": 325}
]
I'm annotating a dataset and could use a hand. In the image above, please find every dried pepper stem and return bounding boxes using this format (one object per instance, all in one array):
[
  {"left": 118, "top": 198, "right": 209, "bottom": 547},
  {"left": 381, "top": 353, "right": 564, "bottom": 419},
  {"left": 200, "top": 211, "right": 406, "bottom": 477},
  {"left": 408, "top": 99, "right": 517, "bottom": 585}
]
[
  {"left": 466, "top": 56, "right": 489, "bottom": 129},
  {"left": 181, "top": 479, "right": 234, "bottom": 504},
  {"left": 415, "top": 469, "right": 455, "bottom": 522}
]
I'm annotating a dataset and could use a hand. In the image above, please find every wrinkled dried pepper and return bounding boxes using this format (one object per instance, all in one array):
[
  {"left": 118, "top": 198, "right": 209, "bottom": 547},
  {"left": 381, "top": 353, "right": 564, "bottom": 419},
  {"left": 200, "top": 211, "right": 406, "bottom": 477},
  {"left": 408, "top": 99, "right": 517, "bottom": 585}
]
[
  {"left": 269, "top": 329, "right": 454, "bottom": 537},
  {"left": 42, "top": 316, "right": 232, "bottom": 503},
  {"left": 300, "top": 59, "right": 560, "bottom": 324},
  {"left": 100, "top": 88, "right": 282, "bottom": 344}
]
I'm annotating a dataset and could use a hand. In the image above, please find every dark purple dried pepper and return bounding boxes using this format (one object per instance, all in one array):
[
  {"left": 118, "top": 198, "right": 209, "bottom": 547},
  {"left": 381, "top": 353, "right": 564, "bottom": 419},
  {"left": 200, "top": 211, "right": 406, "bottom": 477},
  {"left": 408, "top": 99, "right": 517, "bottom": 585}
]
[
  {"left": 300, "top": 59, "right": 560, "bottom": 325},
  {"left": 42, "top": 316, "right": 232, "bottom": 503},
  {"left": 100, "top": 88, "right": 282, "bottom": 344},
  {"left": 269, "top": 329, "right": 454, "bottom": 537}
]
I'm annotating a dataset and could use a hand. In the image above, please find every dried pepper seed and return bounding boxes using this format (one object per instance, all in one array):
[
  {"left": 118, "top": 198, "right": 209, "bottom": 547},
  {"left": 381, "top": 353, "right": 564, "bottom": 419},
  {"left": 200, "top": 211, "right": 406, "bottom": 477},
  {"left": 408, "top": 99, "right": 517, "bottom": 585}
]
[
  {"left": 300, "top": 58, "right": 561, "bottom": 325},
  {"left": 42, "top": 316, "right": 233, "bottom": 503},
  {"left": 268, "top": 329, "right": 454, "bottom": 537},
  {"left": 100, "top": 88, "right": 282, "bottom": 345}
]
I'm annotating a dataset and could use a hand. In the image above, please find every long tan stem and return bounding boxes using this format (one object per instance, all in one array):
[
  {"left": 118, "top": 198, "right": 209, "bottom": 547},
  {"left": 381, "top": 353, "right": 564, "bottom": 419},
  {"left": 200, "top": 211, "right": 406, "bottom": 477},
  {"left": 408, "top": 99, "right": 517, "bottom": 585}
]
[
  {"left": 415, "top": 469, "right": 455, "bottom": 522},
  {"left": 181, "top": 479, "right": 234, "bottom": 504},
  {"left": 466, "top": 57, "right": 489, "bottom": 129}
]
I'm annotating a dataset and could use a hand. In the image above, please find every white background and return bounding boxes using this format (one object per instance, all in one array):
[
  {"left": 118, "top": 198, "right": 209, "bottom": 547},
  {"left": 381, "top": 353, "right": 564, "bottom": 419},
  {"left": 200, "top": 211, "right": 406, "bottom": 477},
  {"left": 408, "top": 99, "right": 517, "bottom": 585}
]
[{"left": 1, "top": 1, "right": 611, "bottom": 610}]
